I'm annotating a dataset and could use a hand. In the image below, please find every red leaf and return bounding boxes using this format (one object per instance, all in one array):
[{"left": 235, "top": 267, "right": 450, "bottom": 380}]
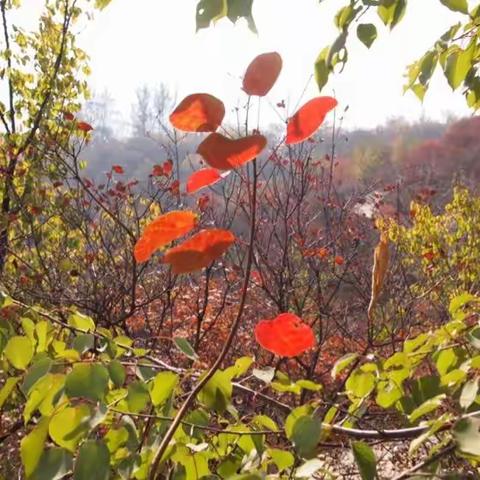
[
  {"left": 286, "top": 97, "right": 337, "bottom": 145},
  {"left": 152, "top": 165, "right": 163, "bottom": 176},
  {"left": 163, "top": 159, "right": 173, "bottom": 175},
  {"left": 169, "top": 93, "right": 225, "bottom": 132},
  {"left": 63, "top": 112, "right": 75, "bottom": 121},
  {"left": 197, "top": 133, "right": 266, "bottom": 170},
  {"left": 334, "top": 255, "right": 344, "bottom": 266},
  {"left": 163, "top": 229, "right": 235, "bottom": 274},
  {"left": 243, "top": 52, "right": 282, "bottom": 97},
  {"left": 255, "top": 313, "right": 315, "bottom": 357},
  {"left": 76, "top": 121, "right": 94, "bottom": 132},
  {"left": 170, "top": 180, "right": 180, "bottom": 195},
  {"left": 112, "top": 165, "right": 124, "bottom": 174},
  {"left": 134, "top": 211, "right": 197, "bottom": 263},
  {"left": 186, "top": 168, "right": 222, "bottom": 194}
]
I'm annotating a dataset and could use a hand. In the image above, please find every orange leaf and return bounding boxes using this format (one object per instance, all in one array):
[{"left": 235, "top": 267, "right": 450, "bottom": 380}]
[
  {"left": 255, "top": 313, "right": 315, "bottom": 357},
  {"left": 163, "top": 229, "right": 235, "bottom": 274},
  {"left": 197, "top": 133, "right": 266, "bottom": 170},
  {"left": 367, "top": 233, "right": 389, "bottom": 320},
  {"left": 169, "top": 93, "right": 225, "bottom": 132},
  {"left": 134, "top": 211, "right": 197, "bottom": 263},
  {"left": 243, "top": 52, "right": 282, "bottom": 97},
  {"left": 77, "top": 121, "right": 94, "bottom": 132},
  {"left": 186, "top": 168, "right": 222, "bottom": 194},
  {"left": 286, "top": 97, "right": 337, "bottom": 145},
  {"left": 334, "top": 255, "right": 344, "bottom": 266},
  {"left": 112, "top": 165, "right": 124, "bottom": 174},
  {"left": 133, "top": 236, "right": 156, "bottom": 263}
]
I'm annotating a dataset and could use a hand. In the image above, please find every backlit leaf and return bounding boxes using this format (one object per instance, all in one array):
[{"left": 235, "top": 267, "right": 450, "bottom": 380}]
[
  {"left": 286, "top": 97, "right": 337, "bottom": 145},
  {"left": 439, "top": 0, "right": 468, "bottom": 13},
  {"left": 0, "top": 376, "right": 20, "bottom": 408},
  {"left": 163, "top": 229, "right": 235, "bottom": 274},
  {"left": 4, "top": 336, "right": 33, "bottom": 370},
  {"left": 134, "top": 211, "right": 197, "bottom": 263},
  {"left": 243, "top": 52, "right": 282, "bottom": 96},
  {"left": 197, "top": 133, "right": 267, "bottom": 170},
  {"left": 21, "top": 417, "right": 50, "bottom": 477},
  {"left": 254, "top": 313, "right": 315, "bottom": 357},
  {"left": 76, "top": 121, "right": 93, "bottom": 132},
  {"left": 186, "top": 168, "right": 223, "bottom": 194},
  {"left": 150, "top": 371, "right": 178, "bottom": 406},
  {"left": 170, "top": 93, "right": 225, "bottom": 132},
  {"left": 49, "top": 405, "right": 91, "bottom": 451}
]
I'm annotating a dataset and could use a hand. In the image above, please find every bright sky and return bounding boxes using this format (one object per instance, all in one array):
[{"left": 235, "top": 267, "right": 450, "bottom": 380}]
[{"left": 26, "top": 1, "right": 475, "bottom": 128}]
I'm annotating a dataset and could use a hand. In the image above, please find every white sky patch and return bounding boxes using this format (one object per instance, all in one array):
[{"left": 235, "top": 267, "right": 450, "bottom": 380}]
[{"left": 15, "top": 1, "right": 476, "bottom": 128}]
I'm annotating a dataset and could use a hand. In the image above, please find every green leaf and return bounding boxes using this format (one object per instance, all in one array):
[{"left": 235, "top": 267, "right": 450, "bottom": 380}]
[
  {"left": 408, "top": 394, "right": 445, "bottom": 423},
  {"left": 357, "top": 24, "right": 377, "bottom": 48},
  {"left": 68, "top": 312, "right": 95, "bottom": 333},
  {"left": 225, "top": 356, "right": 253, "bottom": 378},
  {"left": 150, "top": 371, "right": 178, "bottom": 406},
  {"left": 450, "top": 293, "right": 477, "bottom": 318},
  {"left": 0, "top": 376, "right": 19, "bottom": 408},
  {"left": 105, "top": 427, "right": 129, "bottom": 453},
  {"left": 444, "top": 44, "right": 474, "bottom": 90},
  {"left": 439, "top": 0, "right": 468, "bottom": 13},
  {"left": 73, "top": 440, "right": 110, "bottom": 480},
  {"left": 73, "top": 334, "right": 94, "bottom": 354},
  {"left": 21, "top": 358, "right": 53, "bottom": 394},
  {"left": 285, "top": 404, "right": 314, "bottom": 438},
  {"left": 30, "top": 448, "right": 73, "bottom": 480},
  {"left": 291, "top": 416, "right": 321, "bottom": 458},
  {"left": 4, "top": 335, "right": 34, "bottom": 370},
  {"left": 21, "top": 417, "right": 50, "bottom": 478},
  {"left": 454, "top": 418, "right": 480, "bottom": 456},
  {"left": 172, "top": 445, "right": 210, "bottom": 479},
  {"left": 332, "top": 353, "right": 358, "bottom": 378},
  {"left": 352, "top": 441, "right": 377, "bottom": 480},
  {"left": 268, "top": 448, "right": 294, "bottom": 472},
  {"left": 199, "top": 370, "right": 232, "bottom": 413},
  {"left": 183, "top": 409, "right": 209, "bottom": 439},
  {"left": 435, "top": 348, "right": 457, "bottom": 375},
  {"left": 377, "top": 0, "right": 406, "bottom": 28},
  {"left": 108, "top": 360, "right": 125, "bottom": 388},
  {"left": 295, "top": 459, "right": 324, "bottom": 478},
  {"left": 24, "top": 374, "right": 65, "bottom": 423},
  {"left": 314, "top": 47, "right": 330, "bottom": 92},
  {"left": 126, "top": 380, "right": 150, "bottom": 413},
  {"left": 346, "top": 369, "right": 375, "bottom": 400},
  {"left": 460, "top": 378, "right": 478, "bottom": 410},
  {"left": 65, "top": 363, "right": 109, "bottom": 402},
  {"left": 173, "top": 337, "right": 198, "bottom": 361},
  {"left": 226, "top": 0, "right": 257, "bottom": 33},
  {"left": 95, "top": 0, "right": 112, "bottom": 9},
  {"left": 253, "top": 414, "right": 278, "bottom": 432},
  {"left": 49, "top": 405, "right": 91, "bottom": 451},
  {"left": 196, "top": 0, "right": 227, "bottom": 31}
]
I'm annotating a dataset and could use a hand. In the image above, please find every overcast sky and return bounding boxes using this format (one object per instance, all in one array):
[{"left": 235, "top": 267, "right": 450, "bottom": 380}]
[{"left": 24, "top": 1, "right": 476, "bottom": 128}]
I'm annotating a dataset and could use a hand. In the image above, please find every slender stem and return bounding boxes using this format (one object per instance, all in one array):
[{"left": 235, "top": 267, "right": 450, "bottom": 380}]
[{"left": 148, "top": 159, "right": 258, "bottom": 479}]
